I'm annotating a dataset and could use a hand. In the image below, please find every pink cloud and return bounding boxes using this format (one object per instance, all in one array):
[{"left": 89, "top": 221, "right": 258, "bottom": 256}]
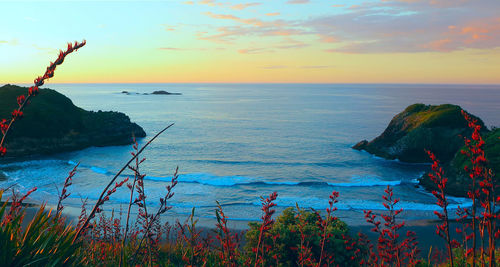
[
  {"left": 382, "top": 0, "right": 470, "bottom": 7},
  {"left": 265, "top": 29, "right": 303, "bottom": 36},
  {"left": 193, "top": 0, "right": 498, "bottom": 54},
  {"left": 421, "top": 38, "right": 453, "bottom": 52},
  {"left": 422, "top": 17, "right": 500, "bottom": 51}
]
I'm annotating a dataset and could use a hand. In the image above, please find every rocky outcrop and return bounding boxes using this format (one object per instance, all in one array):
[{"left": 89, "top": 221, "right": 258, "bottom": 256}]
[
  {"left": 353, "top": 104, "right": 485, "bottom": 163},
  {"left": 0, "top": 84, "right": 146, "bottom": 158},
  {"left": 151, "top": 90, "right": 181, "bottom": 95}
]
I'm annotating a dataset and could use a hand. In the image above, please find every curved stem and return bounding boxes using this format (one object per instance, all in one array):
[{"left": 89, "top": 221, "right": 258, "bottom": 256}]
[{"left": 73, "top": 123, "right": 174, "bottom": 242}]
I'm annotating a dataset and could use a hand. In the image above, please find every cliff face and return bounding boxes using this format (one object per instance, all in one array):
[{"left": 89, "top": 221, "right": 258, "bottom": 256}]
[
  {"left": 353, "top": 103, "right": 485, "bottom": 163},
  {"left": 0, "top": 84, "right": 146, "bottom": 157}
]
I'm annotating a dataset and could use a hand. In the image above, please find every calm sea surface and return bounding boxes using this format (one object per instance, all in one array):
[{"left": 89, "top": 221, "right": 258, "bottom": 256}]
[{"left": 1, "top": 83, "right": 499, "bottom": 226}]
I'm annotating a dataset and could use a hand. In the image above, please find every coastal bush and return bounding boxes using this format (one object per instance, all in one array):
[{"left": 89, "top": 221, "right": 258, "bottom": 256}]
[
  {"left": 245, "top": 206, "right": 357, "bottom": 266},
  {"left": 0, "top": 85, "right": 85, "bottom": 138},
  {"left": 0, "top": 84, "right": 145, "bottom": 157}
]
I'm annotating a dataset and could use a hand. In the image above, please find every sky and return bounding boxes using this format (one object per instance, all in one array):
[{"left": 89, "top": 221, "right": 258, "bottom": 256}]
[{"left": 0, "top": 0, "right": 499, "bottom": 84}]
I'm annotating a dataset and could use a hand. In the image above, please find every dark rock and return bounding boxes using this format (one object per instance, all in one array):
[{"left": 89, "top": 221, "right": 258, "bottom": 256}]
[
  {"left": 0, "top": 170, "right": 7, "bottom": 181},
  {"left": 151, "top": 90, "right": 181, "bottom": 95},
  {"left": 353, "top": 103, "right": 485, "bottom": 163},
  {"left": 352, "top": 140, "right": 368, "bottom": 150},
  {"left": 0, "top": 84, "right": 146, "bottom": 158}
]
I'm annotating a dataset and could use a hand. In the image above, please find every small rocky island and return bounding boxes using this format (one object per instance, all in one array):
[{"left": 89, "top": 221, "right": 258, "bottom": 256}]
[
  {"left": 151, "top": 90, "right": 181, "bottom": 95},
  {"left": 121, "top": 90, "right": 181, "bottom": 95},
  {"left": 353, "top": 103, "right": 499, "bottom": 197},
  {"left": 0, "top": 84, "right": 146, "bottom": 158}
]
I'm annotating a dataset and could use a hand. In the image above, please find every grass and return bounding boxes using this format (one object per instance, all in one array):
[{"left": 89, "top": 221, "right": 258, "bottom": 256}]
[{"left": 401, "top": 104, "right": 485, "bottom": 132}]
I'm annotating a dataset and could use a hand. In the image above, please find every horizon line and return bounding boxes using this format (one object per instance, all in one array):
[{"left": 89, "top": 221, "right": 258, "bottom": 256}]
[{"left": 3, "top": 82, "right": 500, "bottom": 86}]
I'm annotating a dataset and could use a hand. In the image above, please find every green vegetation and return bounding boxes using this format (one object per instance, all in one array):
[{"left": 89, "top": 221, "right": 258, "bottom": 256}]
[
  {"left": 353, "top": 103, "right": 485, "bottom": 163},
  {"left": 0, "top": 84, "right": 145, "bottom": 157},
  {"left": 421, "top": 128, "right": 500, "bottom": 197},
  {"left": 401, "top": 104, "right": 480, "bottom": 131},
  {"left": 454, "top": 127, "right": 500, "bottom": 177},
  {"left": 245, "top": 207, "right": 357, "bottom": 266},
  {"left": 0, "top": 84, "right": 85, "bottom": 138}
]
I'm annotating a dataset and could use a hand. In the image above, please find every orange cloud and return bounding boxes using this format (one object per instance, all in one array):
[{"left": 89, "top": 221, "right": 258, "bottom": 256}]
[
  {"left": 318, "top": 35, "right": 338, "bottom": 43},
  {"left": 203, "top": 11, "right": 264, "bottom": 27},
  {"left": 265, "top": 12, "right": 280, "bottom": 16},
  {"left": 163, "top": 24, "right": 176, "bottom": 31},
  {"left": 231, "top": 2, "right": 261, "bottom": 10},
  {"left": 266, "top": 30, "right": 301, "bottom": 36},
  {"left": 461, "top": 26, "right": 491, "bottom": 43},
  {"left": 199, "top": 0, "right": 222, "bottom": 7},
  {"left": 196, "top": 27, "right": 236, "bottom": 44},
  {"left": 443, "top": 17, "right": 499, "bottom": 47}
]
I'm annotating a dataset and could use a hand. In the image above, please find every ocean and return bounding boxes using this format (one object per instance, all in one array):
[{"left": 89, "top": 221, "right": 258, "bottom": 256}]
[{"left": 1, "top": 83, "right": 499, "bottom": 227}]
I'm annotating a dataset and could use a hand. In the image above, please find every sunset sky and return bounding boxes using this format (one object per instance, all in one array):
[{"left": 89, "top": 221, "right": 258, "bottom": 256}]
[{"left": 1, "top": 0, "right": 499, "bottom": 84}]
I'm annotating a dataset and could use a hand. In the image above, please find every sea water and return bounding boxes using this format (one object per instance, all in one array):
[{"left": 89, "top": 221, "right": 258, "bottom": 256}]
[{"left": 1, "top": 83, "right": 499, "bottom": 226}]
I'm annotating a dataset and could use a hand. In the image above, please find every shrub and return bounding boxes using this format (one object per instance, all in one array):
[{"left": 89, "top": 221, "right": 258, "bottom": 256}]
[{"left": 245, "top": 206, "right": 358, "bottom": 266}]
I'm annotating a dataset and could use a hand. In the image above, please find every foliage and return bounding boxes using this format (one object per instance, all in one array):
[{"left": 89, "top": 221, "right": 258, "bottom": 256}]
[
  {"left": 0, "top": 190, "right": 81, "bottom": 266},
  {"left": 245, "top": 206, "right": 357, "bottom": 266}
]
